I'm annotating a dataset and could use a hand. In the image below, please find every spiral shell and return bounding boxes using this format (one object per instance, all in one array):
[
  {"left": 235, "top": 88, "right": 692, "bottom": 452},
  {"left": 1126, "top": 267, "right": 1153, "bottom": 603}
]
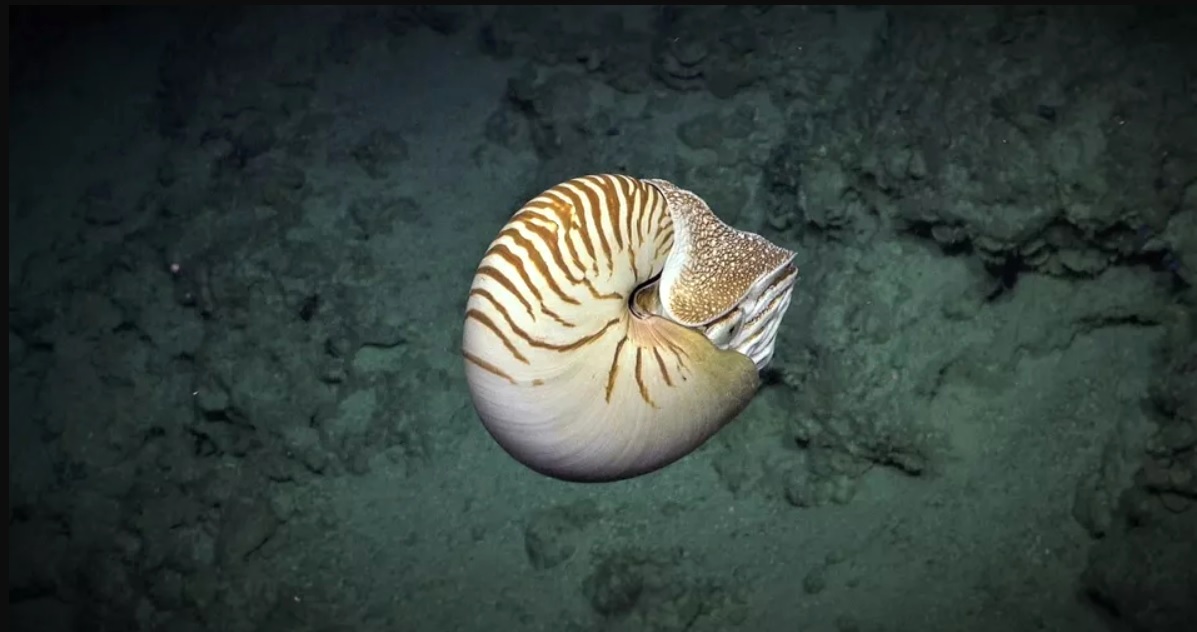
[{"left": 462, "top": 175, "right": 797, "bottom": 482}]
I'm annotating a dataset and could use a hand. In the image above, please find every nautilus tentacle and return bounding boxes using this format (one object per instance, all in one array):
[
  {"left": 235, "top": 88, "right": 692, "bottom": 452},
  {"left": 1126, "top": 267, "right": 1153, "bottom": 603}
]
[{"left": 462, "top": 174, "right": 798, "bottom": 482}]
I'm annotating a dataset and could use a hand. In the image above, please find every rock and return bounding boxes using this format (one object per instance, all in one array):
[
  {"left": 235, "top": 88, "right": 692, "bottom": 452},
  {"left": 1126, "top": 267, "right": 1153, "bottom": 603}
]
[
  {"left": 351, "top": 128, "right": 408, "bottom": 179},
  {"left": 216, "top": 495, "right": 279, "bottom": 566},
  {"left": 523, "top": 501, "right": 600, "bottom": 570}
]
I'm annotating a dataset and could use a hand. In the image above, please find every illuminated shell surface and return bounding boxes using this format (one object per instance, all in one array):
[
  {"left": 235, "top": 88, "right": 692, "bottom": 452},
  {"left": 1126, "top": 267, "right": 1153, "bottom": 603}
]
[{"left": 462, "top": 174, "right": 797, "bottom": 482}]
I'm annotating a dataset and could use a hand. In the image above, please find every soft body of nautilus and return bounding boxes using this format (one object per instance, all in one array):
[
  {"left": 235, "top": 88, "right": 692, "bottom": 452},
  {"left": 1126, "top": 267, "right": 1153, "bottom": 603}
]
[{"left": 462, "top": 174, "right": 798, "bottom": 482}]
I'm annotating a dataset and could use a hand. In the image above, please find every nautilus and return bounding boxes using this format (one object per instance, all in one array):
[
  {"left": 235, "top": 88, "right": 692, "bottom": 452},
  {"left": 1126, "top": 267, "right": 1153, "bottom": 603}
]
[{"left": 461, "top": 174, "right": 798, "bottom": 482}]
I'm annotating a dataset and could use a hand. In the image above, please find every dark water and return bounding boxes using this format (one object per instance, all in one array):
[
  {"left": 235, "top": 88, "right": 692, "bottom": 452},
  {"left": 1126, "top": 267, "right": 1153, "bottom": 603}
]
[{"left": 9, "top": 6, "right": 1196, "bottom": 632}]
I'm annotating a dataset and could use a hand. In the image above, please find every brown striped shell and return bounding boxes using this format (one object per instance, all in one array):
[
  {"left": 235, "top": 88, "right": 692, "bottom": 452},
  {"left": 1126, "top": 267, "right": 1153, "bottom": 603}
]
[{"left": 462, "top": 175, "right": 797, "bottom": 482}]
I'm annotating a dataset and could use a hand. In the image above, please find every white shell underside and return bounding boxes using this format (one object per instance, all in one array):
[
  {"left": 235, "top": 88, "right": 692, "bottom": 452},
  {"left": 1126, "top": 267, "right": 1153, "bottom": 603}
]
[{"left": 462, "top": 175, "right": 797, "bottom": 482}]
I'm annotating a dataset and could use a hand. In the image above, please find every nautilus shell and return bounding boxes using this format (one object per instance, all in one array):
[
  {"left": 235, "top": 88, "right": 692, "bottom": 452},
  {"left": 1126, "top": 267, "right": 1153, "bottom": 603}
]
[{"left": 462, "top": 175, "right": 798, "bottom": 482}]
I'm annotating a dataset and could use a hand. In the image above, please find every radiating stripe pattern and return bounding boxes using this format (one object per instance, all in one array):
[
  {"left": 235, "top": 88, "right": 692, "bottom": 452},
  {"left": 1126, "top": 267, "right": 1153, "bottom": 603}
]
[
  {"left": 462, "top": 174, "right": 797, "bottom": 482},
  {"left": 464, "top": 174, "right": 670, "bottom": 384}
]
